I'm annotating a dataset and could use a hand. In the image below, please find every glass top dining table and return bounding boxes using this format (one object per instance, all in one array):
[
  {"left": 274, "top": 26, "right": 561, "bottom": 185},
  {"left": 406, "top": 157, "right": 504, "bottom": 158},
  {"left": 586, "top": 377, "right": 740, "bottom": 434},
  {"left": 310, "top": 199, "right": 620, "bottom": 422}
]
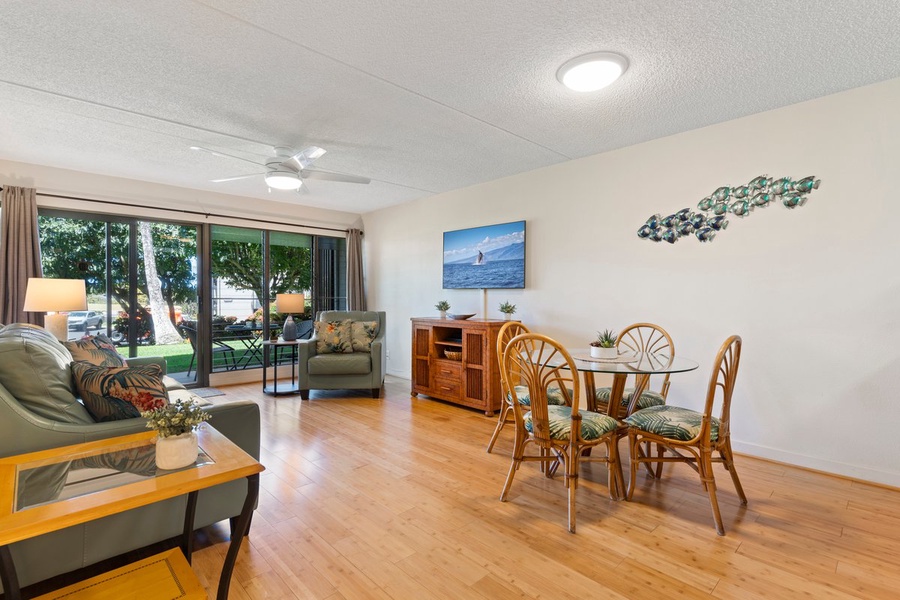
[{"left": 555, "top": 350, "right": 699, "bottom": 419}]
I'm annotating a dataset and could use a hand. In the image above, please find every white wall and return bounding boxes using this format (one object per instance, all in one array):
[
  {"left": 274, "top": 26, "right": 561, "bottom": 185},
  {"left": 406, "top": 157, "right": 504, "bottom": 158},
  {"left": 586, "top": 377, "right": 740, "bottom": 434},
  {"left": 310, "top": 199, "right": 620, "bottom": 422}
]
[{"left": 363, "top": 77, "right": 900, "bottom": 487}]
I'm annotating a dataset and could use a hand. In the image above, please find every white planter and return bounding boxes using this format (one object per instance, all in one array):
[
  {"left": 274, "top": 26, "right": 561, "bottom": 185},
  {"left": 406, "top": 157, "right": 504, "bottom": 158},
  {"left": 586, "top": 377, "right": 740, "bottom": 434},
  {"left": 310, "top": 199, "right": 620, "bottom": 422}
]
[
  {"left": 155, "top": 431, "right": 198, "bottom": 470},
  {"left": 439, "top": 311, "right": 447, "bottom": 319},
  {"left": 590, "top": 346, "right": 617, "bottom": 359},
  {"left": 503, "top": 313, "right": 513, "bottom": 321}
]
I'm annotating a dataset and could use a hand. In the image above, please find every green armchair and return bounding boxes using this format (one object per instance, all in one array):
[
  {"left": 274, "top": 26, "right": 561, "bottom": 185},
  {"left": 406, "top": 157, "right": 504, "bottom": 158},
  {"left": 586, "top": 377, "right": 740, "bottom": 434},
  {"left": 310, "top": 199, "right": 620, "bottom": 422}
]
[{"left": 297, "top": 310, "right": 386, "bottom": 399}]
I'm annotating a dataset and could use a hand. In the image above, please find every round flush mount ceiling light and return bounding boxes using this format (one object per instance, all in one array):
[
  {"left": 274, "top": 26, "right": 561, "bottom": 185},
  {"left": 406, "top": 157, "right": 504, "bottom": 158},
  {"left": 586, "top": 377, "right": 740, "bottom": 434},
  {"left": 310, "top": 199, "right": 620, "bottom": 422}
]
[
  {"left": 265, "top": 170, "right": 303, "bottom": 190},
  {"left": 557, "top": 52, "right": 629, "bottom": 92}
]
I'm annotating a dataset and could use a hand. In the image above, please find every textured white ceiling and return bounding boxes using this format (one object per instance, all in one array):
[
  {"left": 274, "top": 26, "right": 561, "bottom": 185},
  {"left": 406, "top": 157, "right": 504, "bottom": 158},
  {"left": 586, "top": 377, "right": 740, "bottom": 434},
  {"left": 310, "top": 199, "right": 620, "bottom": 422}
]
[{"left": 1, "top": 1, "right": 899, "bottom": 214}]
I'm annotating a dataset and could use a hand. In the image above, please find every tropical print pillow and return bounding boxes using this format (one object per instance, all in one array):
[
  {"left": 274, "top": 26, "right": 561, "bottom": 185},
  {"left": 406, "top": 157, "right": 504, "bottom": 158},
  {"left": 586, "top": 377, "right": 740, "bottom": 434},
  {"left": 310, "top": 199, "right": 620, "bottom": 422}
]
[
  {"left": 314, "top": 319, "right": 353, "bottom": 354},
  {"left": 350, "top": 321, "right": 378, "bottom": 352},
  {"left": 63, "top": 335, "right": 126, "bottom": 367},
  {"left": 72, "top": 362, "right": 169, "bottom": 422}
]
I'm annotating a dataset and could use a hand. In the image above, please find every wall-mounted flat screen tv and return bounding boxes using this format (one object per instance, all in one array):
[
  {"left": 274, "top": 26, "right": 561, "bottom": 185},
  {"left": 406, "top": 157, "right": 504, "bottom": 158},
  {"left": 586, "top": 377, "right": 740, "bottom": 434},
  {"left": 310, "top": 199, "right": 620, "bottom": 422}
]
[{"left": 443, "top": 220, "right": 526, "bottom": 289}]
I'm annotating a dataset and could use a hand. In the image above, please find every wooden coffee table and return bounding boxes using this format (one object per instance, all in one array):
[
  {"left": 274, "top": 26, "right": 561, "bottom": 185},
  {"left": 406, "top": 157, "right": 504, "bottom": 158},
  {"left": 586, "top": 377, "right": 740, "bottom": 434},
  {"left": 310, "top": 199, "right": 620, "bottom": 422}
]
[{"left": 0, "top": 426, "right": 264, "bottom": 600}]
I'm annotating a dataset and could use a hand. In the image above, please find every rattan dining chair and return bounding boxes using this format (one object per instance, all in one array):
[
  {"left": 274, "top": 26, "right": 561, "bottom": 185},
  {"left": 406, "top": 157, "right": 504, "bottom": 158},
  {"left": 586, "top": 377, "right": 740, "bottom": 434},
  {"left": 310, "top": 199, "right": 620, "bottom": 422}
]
[
  {"left": 624, "top": 335, "right": 747, "bottom": 535},
  {"left": 499, "top": 333, "right": 622, "bottom": 533},
  {"left": 486, "top": 321, "right": 529, "bottom": 453},
  {"left": 594, "top": 323, "right": 675, "bottom": 416}
]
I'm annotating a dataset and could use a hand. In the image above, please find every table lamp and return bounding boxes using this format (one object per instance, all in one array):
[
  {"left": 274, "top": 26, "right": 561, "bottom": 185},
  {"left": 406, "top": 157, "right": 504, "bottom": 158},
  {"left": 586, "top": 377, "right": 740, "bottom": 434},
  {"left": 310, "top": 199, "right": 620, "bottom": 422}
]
[
  {"left": 275, "top": 293, "right": 305, "bottom": 341},
  {"left": 23, "top": 278, "right": 88, "bottom": 341}
]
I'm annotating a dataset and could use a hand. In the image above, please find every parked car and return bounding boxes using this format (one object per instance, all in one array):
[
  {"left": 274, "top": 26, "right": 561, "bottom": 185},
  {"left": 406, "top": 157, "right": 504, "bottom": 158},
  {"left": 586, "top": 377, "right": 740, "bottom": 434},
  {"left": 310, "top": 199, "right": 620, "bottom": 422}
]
[{"left": 67, "top": 310, "right": 104, "bottom": 331}]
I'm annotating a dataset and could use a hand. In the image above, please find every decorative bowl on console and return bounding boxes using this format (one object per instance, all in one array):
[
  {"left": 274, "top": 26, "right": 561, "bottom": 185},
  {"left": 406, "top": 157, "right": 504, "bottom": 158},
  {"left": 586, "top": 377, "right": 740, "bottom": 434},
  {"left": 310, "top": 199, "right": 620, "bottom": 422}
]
[{"left": 447, "top": 313, "right": 475, "bottom": 320}]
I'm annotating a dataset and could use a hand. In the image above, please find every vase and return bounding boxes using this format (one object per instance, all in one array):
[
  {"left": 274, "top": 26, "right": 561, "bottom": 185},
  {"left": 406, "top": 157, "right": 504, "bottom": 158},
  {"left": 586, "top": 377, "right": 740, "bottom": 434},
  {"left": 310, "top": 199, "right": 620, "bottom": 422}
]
[
  {"left": 504, "top": 313, "right": 512, "bottom": 321},
  {"left": 440, "top": 311, "right": 447, "bottom": 319},
  {"left": 591, "top": 346, "right": 617, "bottom": 359},
  {"left": 155, "top": 431, "right": 198, "bottom": 470}
]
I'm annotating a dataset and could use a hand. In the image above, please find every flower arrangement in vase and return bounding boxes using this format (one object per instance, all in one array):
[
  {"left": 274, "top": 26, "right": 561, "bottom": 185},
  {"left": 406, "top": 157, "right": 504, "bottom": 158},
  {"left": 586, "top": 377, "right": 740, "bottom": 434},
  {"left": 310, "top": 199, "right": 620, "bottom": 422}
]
[
  {"left": 435, "top": 300, "right": 450, "bottom": 318},
  {"left": 590, "top": 329, "right": 618, "bottom": 359},
  {"left": 498, "top": 301, "right": 517, "bottom": 320},
  {"left": 143, "top": 398, "right": 211, "bottom": 470}
]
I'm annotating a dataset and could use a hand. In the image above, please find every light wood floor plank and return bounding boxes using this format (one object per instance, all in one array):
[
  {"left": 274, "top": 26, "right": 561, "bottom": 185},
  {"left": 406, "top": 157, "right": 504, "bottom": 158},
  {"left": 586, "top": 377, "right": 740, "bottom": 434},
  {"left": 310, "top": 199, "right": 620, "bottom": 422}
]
[{"left": 189, "top": 376, "right": 900, "bottom": 599}]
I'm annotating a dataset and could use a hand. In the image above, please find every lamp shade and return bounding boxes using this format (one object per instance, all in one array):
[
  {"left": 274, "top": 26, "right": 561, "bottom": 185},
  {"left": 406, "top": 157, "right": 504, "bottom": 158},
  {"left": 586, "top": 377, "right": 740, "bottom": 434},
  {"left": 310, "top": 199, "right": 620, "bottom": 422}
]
[
  {"left": 23, "top": 278, "right": 87, "bottom": 312},
  {"left": 275, "top": 293, "right": 305, "bottom": 314}
]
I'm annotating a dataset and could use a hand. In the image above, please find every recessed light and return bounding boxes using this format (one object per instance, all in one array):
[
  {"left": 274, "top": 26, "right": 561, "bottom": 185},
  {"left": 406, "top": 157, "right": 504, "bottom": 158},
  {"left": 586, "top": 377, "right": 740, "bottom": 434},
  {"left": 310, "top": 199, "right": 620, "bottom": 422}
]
[{"left": 557, "top": 52, "right": 628, "bottom": 92}]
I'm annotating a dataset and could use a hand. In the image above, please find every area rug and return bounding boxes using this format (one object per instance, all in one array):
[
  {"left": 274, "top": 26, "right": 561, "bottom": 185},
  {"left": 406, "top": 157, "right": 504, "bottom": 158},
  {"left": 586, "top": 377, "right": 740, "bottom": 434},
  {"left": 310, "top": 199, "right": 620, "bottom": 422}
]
[{"left": 191, "top": 387, "right": 226, "bottom": 398}]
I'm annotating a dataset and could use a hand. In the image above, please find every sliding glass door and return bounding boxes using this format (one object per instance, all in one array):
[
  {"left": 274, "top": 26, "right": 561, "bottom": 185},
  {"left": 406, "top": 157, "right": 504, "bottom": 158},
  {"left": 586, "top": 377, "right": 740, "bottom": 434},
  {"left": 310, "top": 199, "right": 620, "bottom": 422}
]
[{"left": 39, "top": 212, "right": 199, "bottom": 384}]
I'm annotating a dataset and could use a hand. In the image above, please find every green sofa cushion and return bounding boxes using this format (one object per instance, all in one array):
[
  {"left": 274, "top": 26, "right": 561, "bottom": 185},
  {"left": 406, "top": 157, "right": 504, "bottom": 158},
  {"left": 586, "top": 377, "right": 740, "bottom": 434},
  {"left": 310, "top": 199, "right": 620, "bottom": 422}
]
[
  {"left": 624, "top": 405, "right": 720, "bottom": 442},
  {"left": 524, "top": 405, "right": 618, "bottom": 441},
  {"left": 0, "top": 324, "right": 93, "bottom": 424}
]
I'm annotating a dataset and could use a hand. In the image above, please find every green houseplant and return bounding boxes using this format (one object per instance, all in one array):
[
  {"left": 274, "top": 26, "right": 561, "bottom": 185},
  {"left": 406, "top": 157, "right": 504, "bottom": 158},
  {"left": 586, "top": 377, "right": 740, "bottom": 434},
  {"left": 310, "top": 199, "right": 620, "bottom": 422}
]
[
  {"left": 498, "top": 301, "right": 517, "bottom": 320},
  {"left": 143, "top": 398, "right": 212, "bottom": 469},
  {"left": 590, "top": 329, "right": 618, "bottom": 359},
  {"left": 435, "top": 300, "right": 450, "bottom": 318}
]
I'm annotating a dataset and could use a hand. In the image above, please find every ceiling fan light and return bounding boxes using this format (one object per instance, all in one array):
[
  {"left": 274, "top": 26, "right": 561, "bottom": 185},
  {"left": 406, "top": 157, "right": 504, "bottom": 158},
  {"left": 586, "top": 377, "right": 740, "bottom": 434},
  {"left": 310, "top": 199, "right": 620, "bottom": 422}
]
[
  {"left": 557, "top": 52, "right": 628, "bottom": 92},
  {"left": 265, "top": 171, "right": 303, "bottom": 190}
]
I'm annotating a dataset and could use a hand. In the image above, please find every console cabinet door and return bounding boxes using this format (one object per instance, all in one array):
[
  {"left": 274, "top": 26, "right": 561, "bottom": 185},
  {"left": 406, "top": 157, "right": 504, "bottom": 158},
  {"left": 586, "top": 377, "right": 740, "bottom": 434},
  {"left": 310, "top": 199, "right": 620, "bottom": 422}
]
[
  {"left": 462, "top": 329, "right": 487, "bottom": 408},
  {"left": 412, "top": 325, "right": 432, "bottom": 395}
]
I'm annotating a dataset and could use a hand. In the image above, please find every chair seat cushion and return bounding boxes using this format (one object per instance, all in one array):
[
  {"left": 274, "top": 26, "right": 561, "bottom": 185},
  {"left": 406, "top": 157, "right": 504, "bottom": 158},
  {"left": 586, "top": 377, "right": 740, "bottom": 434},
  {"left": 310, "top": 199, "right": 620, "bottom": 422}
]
[
  {"left": 510, "top": 385, "right": 570, "bottom": 406},
  {"left": 624, "top": 405, "right": 720, "bottom": 441},
  {"left": 595, "top": 387, "right": 665, "bottom": 410},
  {"left": 308, "top": 352, "right": 372, "bottom": 375},
  {"left": 524, "top": 405, "right": 618, "bottom": 441}
]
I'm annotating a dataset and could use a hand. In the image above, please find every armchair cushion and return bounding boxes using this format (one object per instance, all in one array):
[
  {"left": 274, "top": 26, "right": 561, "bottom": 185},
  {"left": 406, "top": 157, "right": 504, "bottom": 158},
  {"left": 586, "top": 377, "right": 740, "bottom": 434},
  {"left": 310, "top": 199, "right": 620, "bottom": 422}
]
[
  {"left": 308, "top": 353, "right": 371, "bottom": 375},
  {"left": 72, "top": 362, "right": 168, "bottom": 422},
  {"left": 63, "top": 335, "right": 126, "bottom": 367},
  {"left": 314, "top": 319, "right": 353, "bottom": 354},
  {"left": 350, "top": 320, "right": 378, "bottom": 352},
  {"left": 0, "top": 324, "right": 93, "bottom": 424}
]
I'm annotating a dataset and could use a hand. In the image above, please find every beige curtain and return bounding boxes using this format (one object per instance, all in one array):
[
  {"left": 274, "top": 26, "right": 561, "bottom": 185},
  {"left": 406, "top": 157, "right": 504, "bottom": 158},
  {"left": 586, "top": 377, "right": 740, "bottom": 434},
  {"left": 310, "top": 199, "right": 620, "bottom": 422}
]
[
  {"left": 347, "top": 228, "right": 367, "bottom": 310},
  {"left": 0, "top": 186, "right": 43, "bottom": 325}
]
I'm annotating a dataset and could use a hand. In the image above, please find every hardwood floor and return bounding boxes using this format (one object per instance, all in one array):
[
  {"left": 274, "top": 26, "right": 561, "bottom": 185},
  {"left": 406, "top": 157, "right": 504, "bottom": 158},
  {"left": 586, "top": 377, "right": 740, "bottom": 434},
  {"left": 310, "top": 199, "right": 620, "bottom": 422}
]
[{"left": 191, "top": 376, "right": 900, "bottom": 599}]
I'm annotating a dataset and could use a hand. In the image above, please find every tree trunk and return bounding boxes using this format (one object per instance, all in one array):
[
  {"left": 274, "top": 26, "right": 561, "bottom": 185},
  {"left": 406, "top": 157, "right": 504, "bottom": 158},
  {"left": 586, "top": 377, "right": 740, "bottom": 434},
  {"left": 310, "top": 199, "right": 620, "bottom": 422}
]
[{"left": 138, "top": 221, "right": 183, "bottom": 345}]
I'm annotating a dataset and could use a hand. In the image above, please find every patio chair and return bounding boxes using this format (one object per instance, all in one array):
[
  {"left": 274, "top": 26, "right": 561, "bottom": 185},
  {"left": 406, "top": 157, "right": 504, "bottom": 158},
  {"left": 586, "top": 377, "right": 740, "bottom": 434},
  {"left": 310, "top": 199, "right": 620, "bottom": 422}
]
[{"left": 181, "top": 325, "right": 236, "bottom": 375}]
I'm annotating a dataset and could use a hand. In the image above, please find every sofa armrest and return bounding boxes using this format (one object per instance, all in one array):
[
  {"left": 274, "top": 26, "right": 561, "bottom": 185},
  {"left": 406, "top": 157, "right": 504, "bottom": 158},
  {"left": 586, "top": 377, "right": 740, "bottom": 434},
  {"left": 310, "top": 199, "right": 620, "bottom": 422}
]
[
  {"left": 201, "top": 401, "right": 260, "bottom": 460},
  {"left": 126, "top": 355, "right": 168, "bottom": 375}
]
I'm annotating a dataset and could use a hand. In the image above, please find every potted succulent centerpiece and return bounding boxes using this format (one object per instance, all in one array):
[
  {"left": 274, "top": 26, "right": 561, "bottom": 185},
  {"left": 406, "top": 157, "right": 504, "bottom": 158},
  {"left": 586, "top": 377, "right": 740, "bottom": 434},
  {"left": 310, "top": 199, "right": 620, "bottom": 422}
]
[
  {"left": 435, "top": 300, "right": 450, "bottom": 319},
  {"left": 499, "top": 301, "right": 517, "bottom": 321},
  {"left": 590, "top": 329, "right": 618, "bottom": 359},
  {"left": 143, "top": 398, "right": 211, "bottom": 470}
]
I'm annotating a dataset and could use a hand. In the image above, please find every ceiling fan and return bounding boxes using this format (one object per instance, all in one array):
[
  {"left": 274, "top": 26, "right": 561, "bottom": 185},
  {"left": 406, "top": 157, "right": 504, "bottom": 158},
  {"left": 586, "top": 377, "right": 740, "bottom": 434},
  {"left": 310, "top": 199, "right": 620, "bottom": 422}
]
[{"left": 190, "top": 145, "right": 371, "bottom": 191}]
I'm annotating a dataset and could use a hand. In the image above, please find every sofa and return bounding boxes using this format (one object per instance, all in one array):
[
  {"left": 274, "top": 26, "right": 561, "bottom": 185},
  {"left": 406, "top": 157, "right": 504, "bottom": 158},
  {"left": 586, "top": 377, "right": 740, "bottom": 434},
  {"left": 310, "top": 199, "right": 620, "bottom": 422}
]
[
  {"left": 296, "top": 310, "right": 386, "bottom": 399},
  {"left": 0, "top": 324, "right": 260, "bottom": 591}
]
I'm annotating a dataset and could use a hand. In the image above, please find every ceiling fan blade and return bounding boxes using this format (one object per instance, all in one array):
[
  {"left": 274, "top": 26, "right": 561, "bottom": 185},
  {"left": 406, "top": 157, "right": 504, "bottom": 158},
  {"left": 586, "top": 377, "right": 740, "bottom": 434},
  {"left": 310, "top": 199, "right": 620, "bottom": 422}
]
[
  {"left": 191, "top": 146, "right": 262, "bottom": 167},
  {"left": 210, "top": 173, "right": 265, "bottom": 183},
  {"left": 300, "top": 169, "right": 371, "bottom": 184},
  {"left": 284, "top": 146, "right": 326, "bottom": 170}
]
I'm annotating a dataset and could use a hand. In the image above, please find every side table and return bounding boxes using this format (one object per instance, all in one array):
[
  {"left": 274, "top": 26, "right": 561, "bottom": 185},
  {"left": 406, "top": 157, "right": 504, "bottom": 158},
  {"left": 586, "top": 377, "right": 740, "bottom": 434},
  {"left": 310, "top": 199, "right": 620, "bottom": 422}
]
[{"left": 262, "top": 339, "right": 301, "bottom": 396}]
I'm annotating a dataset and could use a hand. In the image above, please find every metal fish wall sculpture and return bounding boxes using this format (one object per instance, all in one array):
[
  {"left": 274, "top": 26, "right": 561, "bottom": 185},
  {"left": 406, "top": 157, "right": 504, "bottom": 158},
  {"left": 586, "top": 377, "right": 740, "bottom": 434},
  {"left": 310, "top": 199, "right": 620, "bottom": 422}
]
[{"left": 637, "top": 175, "right": 821, "bottom": 244}]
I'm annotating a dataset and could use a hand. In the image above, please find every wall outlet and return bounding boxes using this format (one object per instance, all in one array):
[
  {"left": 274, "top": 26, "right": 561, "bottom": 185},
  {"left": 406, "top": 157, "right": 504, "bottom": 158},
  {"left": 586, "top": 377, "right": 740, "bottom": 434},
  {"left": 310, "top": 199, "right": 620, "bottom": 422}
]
[{"left": 386, "top": 349, "right": 391, "bottom": 360}]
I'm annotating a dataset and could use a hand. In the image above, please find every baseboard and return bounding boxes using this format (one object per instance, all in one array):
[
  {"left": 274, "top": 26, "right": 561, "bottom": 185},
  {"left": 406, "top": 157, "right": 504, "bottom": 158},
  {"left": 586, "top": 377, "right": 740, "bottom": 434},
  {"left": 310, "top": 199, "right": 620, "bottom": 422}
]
[{"left": 731, "top": 440, "right": 900, "bottom": 489}]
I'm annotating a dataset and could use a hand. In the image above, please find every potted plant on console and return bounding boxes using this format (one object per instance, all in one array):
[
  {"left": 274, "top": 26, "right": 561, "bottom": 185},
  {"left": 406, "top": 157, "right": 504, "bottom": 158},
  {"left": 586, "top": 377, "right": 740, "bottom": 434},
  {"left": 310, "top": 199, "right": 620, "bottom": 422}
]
[
  {"left": 499, "top": 301, "right": 517, "bottom": 321},
  {"left": 143, "top": 398, "right": 211, "bottom": 470},
  {"left": 590, "top": 329, "right": 618, "bottom": 359},
  {"left": 435, "top": 300, "right": 450, "bottom": 319}
]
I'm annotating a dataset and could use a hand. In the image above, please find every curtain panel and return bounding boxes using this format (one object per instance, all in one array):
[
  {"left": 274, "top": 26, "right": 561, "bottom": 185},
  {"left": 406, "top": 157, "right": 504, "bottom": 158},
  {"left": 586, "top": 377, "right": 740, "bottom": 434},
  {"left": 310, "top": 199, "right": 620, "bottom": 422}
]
[
  {"left": 347, "top": 228, "right": 366, "bottom": 310},
  {"left": 0, "top": 186, "right": 43, "bottom": 325}
]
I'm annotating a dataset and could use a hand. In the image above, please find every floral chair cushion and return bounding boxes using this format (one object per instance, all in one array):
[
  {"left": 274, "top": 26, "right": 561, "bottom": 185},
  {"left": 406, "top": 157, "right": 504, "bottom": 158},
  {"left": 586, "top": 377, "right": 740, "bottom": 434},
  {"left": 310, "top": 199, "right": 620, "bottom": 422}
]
[
  {"left": 63, "top": 335, "right": 126, "bottom": 367},
  {"left": 71, "top": 362, "right": 169, "bottom": 422},
  {"left": 315, "top": 319, "right": 353, "bottom": 354},
  {"left": 509, "top": 385, "right": 570, "bottom": 406},
  {"left": 350, "top": 320, "right": 378, "bottom": 352},
  {"left": 594, "top": 387, "right": 665, "bottom": 410},
  {"left": 624, "top": 405, "right": 720, "bottom": 442},
  {"left": 524, "top": 405, "right": 618, "bottom": 441}
]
